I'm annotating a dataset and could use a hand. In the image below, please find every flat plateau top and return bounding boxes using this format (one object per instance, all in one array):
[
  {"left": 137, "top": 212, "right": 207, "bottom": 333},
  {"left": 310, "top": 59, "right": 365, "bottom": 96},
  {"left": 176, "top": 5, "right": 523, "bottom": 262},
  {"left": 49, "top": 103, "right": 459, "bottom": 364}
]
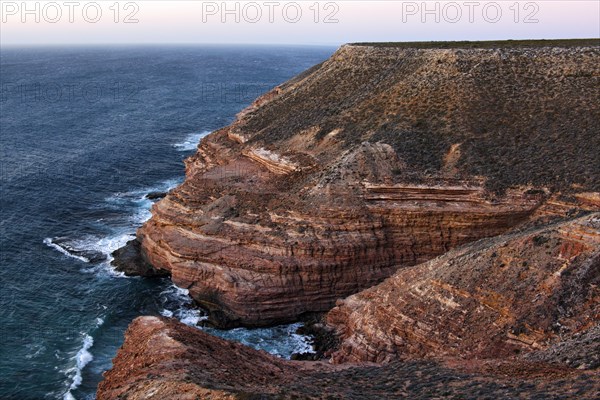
[{"left": 350, "top": 39, "right": 600, "bottom": 49}]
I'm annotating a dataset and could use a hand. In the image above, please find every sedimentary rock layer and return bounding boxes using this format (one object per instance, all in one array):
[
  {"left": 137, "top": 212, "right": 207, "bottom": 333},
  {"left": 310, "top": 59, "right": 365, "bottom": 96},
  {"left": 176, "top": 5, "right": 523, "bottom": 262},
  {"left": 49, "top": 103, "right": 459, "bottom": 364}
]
[
  {"left": 132, "top": 41, "right": 600, "bottom": 327},
  {"left": 326, "top": 213, "right": 600, "bottom": 363},
  {"left": 138, "top": 152, "right": 540, "bottom": 327},
  {"left": 97, "top": 316, "right": 600, "bottom": 400}
]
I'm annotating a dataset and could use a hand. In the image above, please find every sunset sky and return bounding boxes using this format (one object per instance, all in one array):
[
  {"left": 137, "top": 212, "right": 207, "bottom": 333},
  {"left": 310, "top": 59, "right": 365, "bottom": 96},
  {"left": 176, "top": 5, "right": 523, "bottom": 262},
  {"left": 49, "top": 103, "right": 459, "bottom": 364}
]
[{"left": 1, "top": 1, "right": 599, "bottom": 46}]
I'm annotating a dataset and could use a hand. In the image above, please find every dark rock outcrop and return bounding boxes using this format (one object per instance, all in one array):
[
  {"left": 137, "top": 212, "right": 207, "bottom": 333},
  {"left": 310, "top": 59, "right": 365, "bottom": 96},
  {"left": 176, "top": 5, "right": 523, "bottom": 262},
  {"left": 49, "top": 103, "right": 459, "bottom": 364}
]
[
  {"left": 111, "top": 239, "right": 169, "bottom": 277},
  {"left": 145, "top": 191, "right": 167, "bottom": 200}
]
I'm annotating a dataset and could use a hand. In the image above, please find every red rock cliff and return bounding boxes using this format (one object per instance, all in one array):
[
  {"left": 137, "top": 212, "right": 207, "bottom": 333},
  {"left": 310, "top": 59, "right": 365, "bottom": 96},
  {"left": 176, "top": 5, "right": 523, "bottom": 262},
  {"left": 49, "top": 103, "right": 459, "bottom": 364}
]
[
  {"left": 133, "top": 42, "right": 600, "bottom": 327},
  {"left": 327, "top": 213, "right": 600, "bottom": 363}
]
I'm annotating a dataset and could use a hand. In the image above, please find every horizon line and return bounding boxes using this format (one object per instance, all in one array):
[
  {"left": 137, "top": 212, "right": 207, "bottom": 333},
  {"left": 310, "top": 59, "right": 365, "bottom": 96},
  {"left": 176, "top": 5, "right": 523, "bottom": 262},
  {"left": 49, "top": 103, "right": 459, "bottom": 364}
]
[{"left": 2, "top": 37, "right": 599, "bottom": 49}]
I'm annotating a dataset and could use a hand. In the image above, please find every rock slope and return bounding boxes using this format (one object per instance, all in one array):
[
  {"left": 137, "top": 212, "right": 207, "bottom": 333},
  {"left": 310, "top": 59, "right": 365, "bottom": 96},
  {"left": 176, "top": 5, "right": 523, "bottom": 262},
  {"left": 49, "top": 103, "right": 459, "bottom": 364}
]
[
  {"left": 326, "top": 213, "right": 600, "bottom": 363},
  {"left": 130, "top": 40, "right": 600, "bottom": 327},
  {"left": 97, "top": 316, "right": 600, "bottom": 400},
  {"left": 103, "top": 40, "right": 600, "bottom": 399}
]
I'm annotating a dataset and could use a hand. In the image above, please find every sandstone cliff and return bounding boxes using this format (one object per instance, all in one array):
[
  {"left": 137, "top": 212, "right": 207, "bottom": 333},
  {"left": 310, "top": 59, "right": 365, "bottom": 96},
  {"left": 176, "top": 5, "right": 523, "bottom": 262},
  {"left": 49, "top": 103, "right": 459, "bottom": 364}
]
[
  {"left": 130, "top": 40, "right": 600, "bottom": 327},
  {"left": 326, "top": 213, "right": 600, "bottom": 363}
]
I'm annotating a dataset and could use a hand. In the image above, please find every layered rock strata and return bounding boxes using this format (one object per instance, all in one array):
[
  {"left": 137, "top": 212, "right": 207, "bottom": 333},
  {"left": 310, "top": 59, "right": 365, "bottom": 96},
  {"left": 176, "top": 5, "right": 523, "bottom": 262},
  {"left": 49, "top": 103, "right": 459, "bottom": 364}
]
[
  {"left": 102, "top": 41, "right": 600, "bottom": 399},
  {"left": 133, "top": 41, "right": 600, "bottom": 327},
  {"left": 326, "top": 213, "right": 600, "bottom": 363}
]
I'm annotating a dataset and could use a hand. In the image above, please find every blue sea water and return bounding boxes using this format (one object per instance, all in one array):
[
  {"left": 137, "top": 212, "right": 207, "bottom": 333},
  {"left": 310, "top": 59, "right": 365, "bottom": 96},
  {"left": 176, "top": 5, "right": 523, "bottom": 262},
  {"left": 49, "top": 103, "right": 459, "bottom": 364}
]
[{"left": 0, "top": 45, "right": 334, "bottom": 400}]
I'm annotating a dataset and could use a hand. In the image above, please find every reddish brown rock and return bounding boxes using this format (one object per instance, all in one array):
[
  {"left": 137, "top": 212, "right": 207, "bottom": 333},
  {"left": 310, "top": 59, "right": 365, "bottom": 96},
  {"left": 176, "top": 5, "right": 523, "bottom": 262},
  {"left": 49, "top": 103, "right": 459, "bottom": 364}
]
[
  {"left": 97, "top": 316, "right": 295, "bottom": 400},
  {"left": 139, "top": 144, "right": 540, "bottom": 327},
  {"left": 134, "top": 41, "right": 600, "bottom": 327},
  {"left": 102, "top": 40, "right": 600, "bottom": 399},
  {"left": 326, "top": 213, "right": 600, "bottom": 363},
  {"left": 97, "top": 316, "right": 600, "bottom": 399}
]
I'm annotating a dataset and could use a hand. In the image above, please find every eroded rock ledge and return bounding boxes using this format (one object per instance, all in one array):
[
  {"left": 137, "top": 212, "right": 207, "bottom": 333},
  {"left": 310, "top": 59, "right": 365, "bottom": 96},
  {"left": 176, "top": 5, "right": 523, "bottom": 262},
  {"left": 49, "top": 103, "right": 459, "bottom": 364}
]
[
  {"left": 128, "top": 41, "right": 600, "bottom": 327},
  {"left": 97, "top": 316, "right": 600, "bottom": 400}
]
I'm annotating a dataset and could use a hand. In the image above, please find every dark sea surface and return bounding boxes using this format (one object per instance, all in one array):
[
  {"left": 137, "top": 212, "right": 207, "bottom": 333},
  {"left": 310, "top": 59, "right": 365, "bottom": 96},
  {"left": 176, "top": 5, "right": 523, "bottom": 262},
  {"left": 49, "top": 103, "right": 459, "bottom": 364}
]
[{"left": 0, "top": 45, "right": 334, "bottom": 400}]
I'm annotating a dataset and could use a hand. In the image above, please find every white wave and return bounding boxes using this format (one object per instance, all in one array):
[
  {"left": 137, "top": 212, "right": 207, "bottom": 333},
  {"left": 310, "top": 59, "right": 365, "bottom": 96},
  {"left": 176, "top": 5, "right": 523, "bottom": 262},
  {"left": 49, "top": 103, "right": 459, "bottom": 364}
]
[
  {"left": 130, "top": 206, "right": 152, "bottom": 225},
  {"left": 205, "top": 322, "right": 315, "bottom": 359},
  {"left": 47, "top": 178, "right": 183, "bottom": 277},
  {"left": 51, "top": 233, "right": 131, "bottom": 261},
  {"left": 286, "top": 323, "right": 316, "bottom": 356},
  {"left": 62, "top": 318, "right": 105, "bottom": 399},
  {"left": 179, "top": 308, "right": 206, "bottom": 326},
  {"left": 45, "top": 233, "right": 132, "bottom": 278},
  {"left": 63, "top": 334, "right": 95, "bottom": 400},
  {"left": 173, "top": 131, "right": 211, "bottom": 151},
  {"left": 160, "top": 309, "right": 174, "bottom": 318},
  {"left": 86, "top": 179, "right": 183, "bottom": 275},
  {"left": 158, "top": 284, "right": 208, "bottom": 327},
  {"left": 106, "top": 178, "right": 182, "bottom": 226},
  {"left": 44, "top": 238, "right": 89, "bottom": 263},
  {"left": 79, "top": 233, "right": 132, "bottom": 259},
  {"left": 157, "top": 283, "right": 313, "bottom": 358},
  {"left": 106, "top": 179, "right": 181, "bottom": 208},
  {"left": 80, "top": 264, "right": 126, "bottom": 278}
]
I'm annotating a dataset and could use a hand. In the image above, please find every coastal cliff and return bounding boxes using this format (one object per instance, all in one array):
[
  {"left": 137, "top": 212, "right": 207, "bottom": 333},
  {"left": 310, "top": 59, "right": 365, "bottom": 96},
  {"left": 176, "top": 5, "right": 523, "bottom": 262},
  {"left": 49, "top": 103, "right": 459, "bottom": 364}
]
[
  {"left": 101, "top": 40, "right": 600, "bottom": 399},
  {"left": 130, "top": 41, "right": 599, "bottom": 328},
  {"left": 99, "top": 214, "right": 600, "bottom": 399}
]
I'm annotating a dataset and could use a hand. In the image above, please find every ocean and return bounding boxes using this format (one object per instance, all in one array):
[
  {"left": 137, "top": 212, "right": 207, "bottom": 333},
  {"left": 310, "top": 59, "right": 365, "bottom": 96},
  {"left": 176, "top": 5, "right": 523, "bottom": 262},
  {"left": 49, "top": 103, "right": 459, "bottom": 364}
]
[{"left": 0, "top": 45, "right": 334, "bottom": 400}]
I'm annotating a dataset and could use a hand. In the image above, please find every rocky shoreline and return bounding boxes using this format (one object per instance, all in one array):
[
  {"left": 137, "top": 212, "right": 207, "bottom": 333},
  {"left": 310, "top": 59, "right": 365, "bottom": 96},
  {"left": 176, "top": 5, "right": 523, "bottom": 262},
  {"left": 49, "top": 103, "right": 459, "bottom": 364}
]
[
  {"left": 103, "top": 40, "right": 600, "bottom": 398},
  {"left": 97, "top": 316, "right": 600, "bottom": 399}
]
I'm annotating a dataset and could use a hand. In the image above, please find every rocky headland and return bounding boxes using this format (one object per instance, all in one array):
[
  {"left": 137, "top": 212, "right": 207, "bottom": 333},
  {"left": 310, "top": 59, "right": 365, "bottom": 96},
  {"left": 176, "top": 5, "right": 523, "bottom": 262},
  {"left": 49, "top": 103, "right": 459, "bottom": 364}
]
[{"left": 102, "top": 40, "right": 600, "bottom": 398}]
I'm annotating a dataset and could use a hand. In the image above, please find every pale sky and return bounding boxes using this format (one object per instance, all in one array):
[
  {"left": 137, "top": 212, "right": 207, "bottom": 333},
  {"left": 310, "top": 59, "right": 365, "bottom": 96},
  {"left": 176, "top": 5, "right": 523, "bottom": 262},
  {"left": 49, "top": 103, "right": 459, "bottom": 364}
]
[{"left": 1, "top": 1, "right": 598, "bottom": 46}]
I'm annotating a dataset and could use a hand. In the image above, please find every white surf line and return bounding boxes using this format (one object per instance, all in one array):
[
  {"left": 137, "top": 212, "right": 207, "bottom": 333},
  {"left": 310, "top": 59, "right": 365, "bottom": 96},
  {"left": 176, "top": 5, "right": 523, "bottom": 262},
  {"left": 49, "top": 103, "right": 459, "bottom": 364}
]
[{"left": 173, "top": 131, "right": 211, "bottom": 151}]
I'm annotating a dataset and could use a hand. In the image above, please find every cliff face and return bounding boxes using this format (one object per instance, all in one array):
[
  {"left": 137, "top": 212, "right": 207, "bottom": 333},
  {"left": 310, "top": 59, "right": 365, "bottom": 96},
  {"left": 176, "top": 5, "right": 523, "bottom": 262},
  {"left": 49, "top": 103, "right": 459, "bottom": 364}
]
[
  {"left": 102, "top": 42, "right": 600, "bottom": 399},
  {"left": 133, "top": 43, "right": 600, "bottom": 327},
  {"left": 326, "top": 213, "right": 600, "bottom": 363},
  {"left": 97, "top": 316, "right": 600, "bottom": 400}
]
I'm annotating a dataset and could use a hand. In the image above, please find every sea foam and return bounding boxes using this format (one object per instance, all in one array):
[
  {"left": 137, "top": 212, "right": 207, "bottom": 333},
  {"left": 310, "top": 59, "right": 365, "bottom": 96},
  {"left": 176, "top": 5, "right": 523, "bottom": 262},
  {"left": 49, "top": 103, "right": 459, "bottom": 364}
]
[
  {"left": 173, "top": 131, "right": 211, "bottom": 151},
  {"left": 159, "top": 284, "right": 208, "bottom": 327},
  {"left": 158, "top": 283, "right": 314, "bottom": 359},
  {"left": 45, "top": 179, "right": 183, "bottom": 277},
  {"left": 43, "top": 238, "right": 90, "bottom": 263},
  {"left": 62, "top": 313, "right": 105, "bottom": 400}
]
